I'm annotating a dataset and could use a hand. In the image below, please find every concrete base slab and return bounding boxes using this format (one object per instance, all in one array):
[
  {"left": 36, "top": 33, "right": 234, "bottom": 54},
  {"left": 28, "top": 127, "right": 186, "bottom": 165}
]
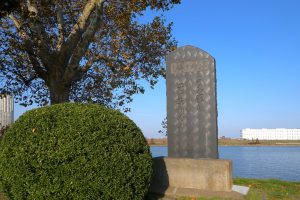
[
  {"left": 148, "top": 157, "right": 244, "bottom": 200},
  {"left": 232, "top": 185, "right": 250, "bottom": 195},
  {"left": 147, "top": 186, "right": 244, "bottom": 200}
]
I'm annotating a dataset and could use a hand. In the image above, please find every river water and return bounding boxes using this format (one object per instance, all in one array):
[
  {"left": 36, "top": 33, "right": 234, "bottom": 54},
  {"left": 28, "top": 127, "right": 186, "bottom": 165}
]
[{"left": 150, "top": 146, "right": 300, "bottom": 182}]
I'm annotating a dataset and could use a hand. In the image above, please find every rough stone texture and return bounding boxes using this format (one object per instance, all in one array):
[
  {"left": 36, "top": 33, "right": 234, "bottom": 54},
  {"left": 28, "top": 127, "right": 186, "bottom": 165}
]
[
  {"left": 166, "top": 45, "right": 218, "bottom": 159},
  {"left": 148, "top": 157, "right": 242, "bottom": 199},
  {"left": 150, "top": 157, "right": 233, "bottom": 191}
]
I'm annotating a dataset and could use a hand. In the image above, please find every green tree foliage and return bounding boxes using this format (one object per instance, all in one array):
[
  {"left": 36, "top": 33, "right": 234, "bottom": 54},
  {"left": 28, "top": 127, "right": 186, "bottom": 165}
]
[
  {"left": 0, "top": 103, "right": 153, "bottom": 200},
  {"left": 0, "top": 0, "right": 180, "bottom": 108}
]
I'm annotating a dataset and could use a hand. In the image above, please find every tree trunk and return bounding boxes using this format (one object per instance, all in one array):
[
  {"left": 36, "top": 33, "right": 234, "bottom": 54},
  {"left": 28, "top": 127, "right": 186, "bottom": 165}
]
[{"left": 49, "top": 82, "right": 71, "bottom": 105}]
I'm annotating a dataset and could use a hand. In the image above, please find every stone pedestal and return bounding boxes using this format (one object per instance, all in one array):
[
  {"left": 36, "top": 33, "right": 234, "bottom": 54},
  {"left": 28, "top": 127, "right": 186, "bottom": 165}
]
[{"left": 148, "top": 157, "right": 243, "bottom": 199}]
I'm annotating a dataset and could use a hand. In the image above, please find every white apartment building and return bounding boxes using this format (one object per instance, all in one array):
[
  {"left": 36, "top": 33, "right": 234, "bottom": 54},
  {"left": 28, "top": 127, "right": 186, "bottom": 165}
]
[
  {"left": 241, "top": 128, "right": 300, "bottom": 140},
  {"left": 0, "top": 95, "right": 14, "bottom": 128}
]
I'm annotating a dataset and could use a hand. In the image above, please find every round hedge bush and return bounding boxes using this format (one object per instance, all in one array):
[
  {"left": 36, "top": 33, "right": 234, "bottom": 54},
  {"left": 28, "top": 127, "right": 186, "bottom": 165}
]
[{"left": 0, "top": 103, "right": 153, "bottom": 200}]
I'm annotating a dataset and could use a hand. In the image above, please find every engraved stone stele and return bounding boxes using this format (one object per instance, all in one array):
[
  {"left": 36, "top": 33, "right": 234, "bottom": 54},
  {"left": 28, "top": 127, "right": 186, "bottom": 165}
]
[
  {"left": 148, "top": 46, "right": 246, "bottom": 199},
  {"left": 166, "top": 45, "right": 218, "bottom": 159}
]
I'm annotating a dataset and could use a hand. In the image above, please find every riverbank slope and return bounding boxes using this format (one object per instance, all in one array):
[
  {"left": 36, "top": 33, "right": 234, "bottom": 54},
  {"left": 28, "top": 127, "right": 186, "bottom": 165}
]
[{"left": 147, "top": 138, "right": 300, "bottom": 146}]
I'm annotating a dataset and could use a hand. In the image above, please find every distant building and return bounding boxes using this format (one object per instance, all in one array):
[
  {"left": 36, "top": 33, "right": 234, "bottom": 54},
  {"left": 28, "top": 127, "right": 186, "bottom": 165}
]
[
  {"left": 241, "top": 128, "right": 300, "bottom": 140},
  {"left": 0, "top": 95, "right": 14, "bottom": 128}
]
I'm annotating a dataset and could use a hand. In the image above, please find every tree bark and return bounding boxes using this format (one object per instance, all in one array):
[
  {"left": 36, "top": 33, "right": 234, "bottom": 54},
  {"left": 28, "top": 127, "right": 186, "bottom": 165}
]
[{"left": 49, "top": 82, "right": 71, "bottom": 104}]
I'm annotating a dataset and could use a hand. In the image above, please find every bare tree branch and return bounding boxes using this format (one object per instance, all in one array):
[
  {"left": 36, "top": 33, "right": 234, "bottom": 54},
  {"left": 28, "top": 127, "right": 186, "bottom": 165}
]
[
  {"left": 27, "top": 0, "right": 38, "bottom": 16},
  {"left": 8, "top": 13, "right": 48, "bottom": 84},
  {"left": 63, "top": 0, "right": 105, "bottom": 83},
  {"left": 71, "top": 52, "right": 128, "bottom": 83},
  {"left": 69, "top": 0, "right": 98, "bottom": 36},
  {"left": 8, "top": 14, "right": 21, "bottom": 29},
  {"left": 8, "top": 14, "right": 29, "bottom": 40},
  {"left": 56, "top": 4, "right": 64, "bottom": 50},
  {"left": 13, "top": 68, "right": 37, "bottom": 86},
  {"left": 59, "top": 0, "right": 101, "bottom": 64},
  {"left": 25, "top": 0, "right": 53, "bottom": 70},
  {"left": 94, "top": 55, "right": 127, "bottom": 68},
  {"left": 25, "top": 48, "right": 47, "bottom": 82},
  {"left": 82, "top": 59, "right": 95, "bottom": 73}
]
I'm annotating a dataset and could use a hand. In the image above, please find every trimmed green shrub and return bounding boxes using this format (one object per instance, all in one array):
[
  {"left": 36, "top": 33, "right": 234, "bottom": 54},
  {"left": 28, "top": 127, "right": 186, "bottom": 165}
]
[{"left": 0, "top": 103, "right": 153, "bottom": 200}]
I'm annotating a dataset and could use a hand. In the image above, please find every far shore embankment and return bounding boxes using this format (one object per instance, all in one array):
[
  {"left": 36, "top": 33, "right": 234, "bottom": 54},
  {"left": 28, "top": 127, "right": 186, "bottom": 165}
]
[{"left": 147, "top": 138, "right": 300, "bottom": 146}]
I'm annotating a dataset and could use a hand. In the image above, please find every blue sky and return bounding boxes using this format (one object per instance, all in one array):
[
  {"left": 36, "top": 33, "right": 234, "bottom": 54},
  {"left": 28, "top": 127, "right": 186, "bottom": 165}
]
[{"left": 15, "top": 0, "right": 300, "bottom": 138}]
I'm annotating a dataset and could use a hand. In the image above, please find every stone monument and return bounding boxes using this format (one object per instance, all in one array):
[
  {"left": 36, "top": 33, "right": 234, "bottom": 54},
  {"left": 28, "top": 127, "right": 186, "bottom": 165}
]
[
  {"left": 147, "top": 46, "right": 247, "bottom": 199},
  {"left": 166, "top": 45, "right": 218, "bottom": 159}
]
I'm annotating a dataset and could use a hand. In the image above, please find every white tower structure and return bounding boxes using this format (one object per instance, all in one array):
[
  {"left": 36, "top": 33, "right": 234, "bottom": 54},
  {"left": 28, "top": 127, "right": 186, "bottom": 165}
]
[{"left": 0, "top": 95, "right": 14, "bottom": 128}]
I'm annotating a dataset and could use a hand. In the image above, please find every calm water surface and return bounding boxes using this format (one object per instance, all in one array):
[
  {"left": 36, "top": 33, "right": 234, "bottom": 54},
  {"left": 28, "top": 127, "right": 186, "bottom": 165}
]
[{"left": 150, "top": 146, "right": 300, "bottom": 182}]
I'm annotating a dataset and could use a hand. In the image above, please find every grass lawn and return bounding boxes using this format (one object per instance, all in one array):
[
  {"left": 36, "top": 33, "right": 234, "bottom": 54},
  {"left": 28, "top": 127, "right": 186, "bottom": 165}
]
[
  {"left": 179, "top": 178, "right": 300, "bottom": 200},
  {"left": 1, "top": 178, "right": 300, "bottom": 200},
  {"left": 235, "top": 178, "right": 300, "bottom": 200}
]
